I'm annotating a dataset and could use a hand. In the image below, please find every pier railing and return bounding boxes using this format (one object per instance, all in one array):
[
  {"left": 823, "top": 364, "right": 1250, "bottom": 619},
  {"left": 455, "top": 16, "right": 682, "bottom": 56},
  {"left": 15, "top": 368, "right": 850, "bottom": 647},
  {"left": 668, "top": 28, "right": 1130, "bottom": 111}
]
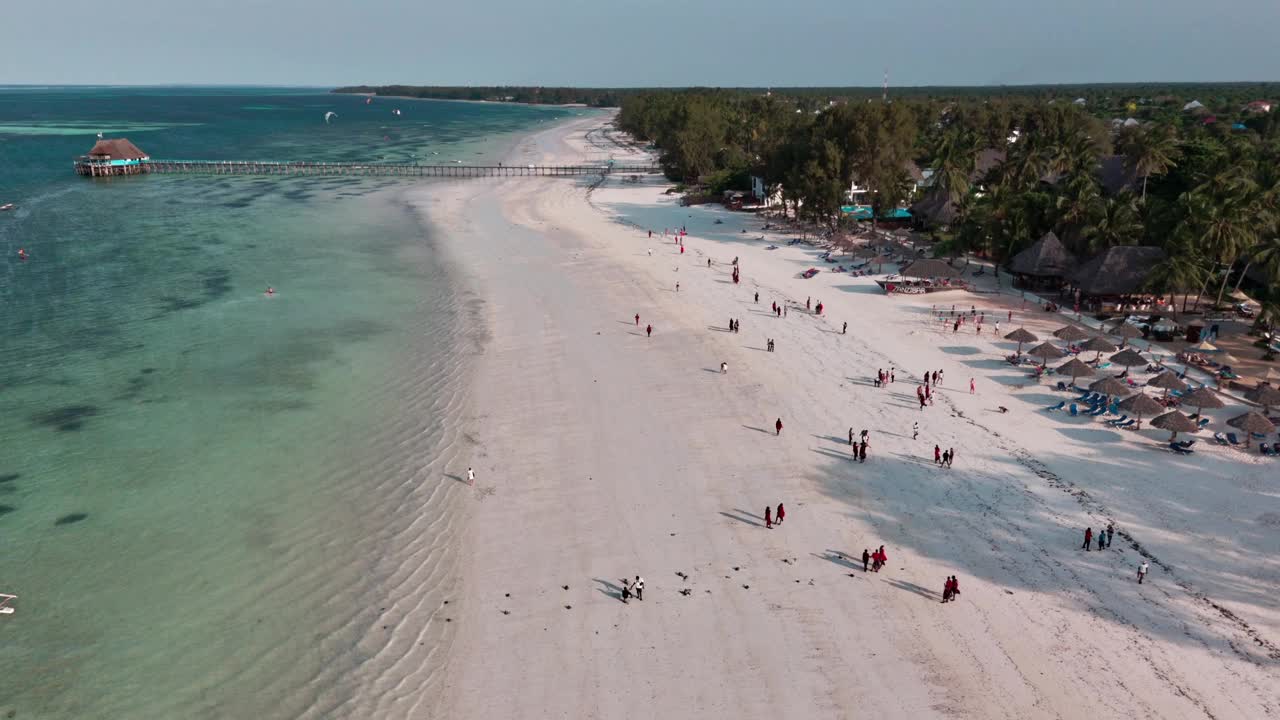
[{"left": 132, "top": 160, "right": 663, "bottom": 178}]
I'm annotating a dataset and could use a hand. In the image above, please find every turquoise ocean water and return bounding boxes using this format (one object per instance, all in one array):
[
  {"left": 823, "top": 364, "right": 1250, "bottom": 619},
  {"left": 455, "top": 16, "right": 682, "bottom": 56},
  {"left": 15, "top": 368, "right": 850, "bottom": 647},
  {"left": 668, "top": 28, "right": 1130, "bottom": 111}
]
[{"left": 0, "top": 87, "right": 571, "bottom": 717}]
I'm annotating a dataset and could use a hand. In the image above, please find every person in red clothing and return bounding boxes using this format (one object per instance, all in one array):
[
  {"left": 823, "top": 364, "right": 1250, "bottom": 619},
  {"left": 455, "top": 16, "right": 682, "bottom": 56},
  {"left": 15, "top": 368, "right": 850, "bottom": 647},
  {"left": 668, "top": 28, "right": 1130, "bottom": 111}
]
[
  {"left": 764, "top": 505, "right": 773, "bottom": 529},
  {"left": 934, "top": 444, "right": 942, "bottom": 465},
  {"left": 775, "top": 418, "right": 783, "bottom": 435},
  {"left": 635, "top": 313, "right": 640, "bottom": 326},
  {"left": 942, "top": 576, "right": 953, "bottom": 603},
  {"left": 1082, "top": 527, "right": 1093, "bottom": 551},
  {"left": 646, "top": 324, "right": 652, "bottom": 338},
  {"left": 775, "top": 502, "right": 785, "bottom": 525}
]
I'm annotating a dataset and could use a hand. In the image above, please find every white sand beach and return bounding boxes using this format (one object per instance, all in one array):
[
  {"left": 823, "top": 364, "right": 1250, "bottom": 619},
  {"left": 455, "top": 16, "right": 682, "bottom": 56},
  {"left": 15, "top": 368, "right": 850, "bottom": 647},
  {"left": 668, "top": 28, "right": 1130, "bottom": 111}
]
[{"left": 401, "top": 113, "right": 1278, "bottom": 719}]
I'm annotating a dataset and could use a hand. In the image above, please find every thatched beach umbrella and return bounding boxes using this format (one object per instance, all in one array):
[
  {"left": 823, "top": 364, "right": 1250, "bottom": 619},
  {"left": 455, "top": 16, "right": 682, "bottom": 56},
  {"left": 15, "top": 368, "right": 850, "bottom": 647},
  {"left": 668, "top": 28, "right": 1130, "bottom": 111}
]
[
  {"left": 1005, "top": 328, "right": 1038, "bottom": 354},
  {"left": 1227, "top": 412, "right": 1276, "bottom": 447},
  {"left": 1245, "top": 383, "right": 1280, "bottom": 415},
  {"left": 1119, "top": 392, "right": 1165, "bottom": 429},
  {"left": 1264, "top": 367, "right": 1280, "bottom": 384},
  {"left": 1108, "top": 321, "right": 1144, "bottom": 340},
  {"left": 1056, "top": 357, "right": 1095, "bottom": 387},
  {"left": 1053, "top": 325, "right": 1091, "bottom": 342},
  {"left": 1147, "top": 370, "right": 1187, "bottom": 400},
  {"left": 1080, "top": 336, "right": 1117, "bottom": 363},
  {"left": 1191, "top": 339, "right": 1219, "bottom": 352},
  {"left": 1028, "top": 341, "right": 1066, "bottom": 366},
  {"left": 1152, "top": 410, "right": 1199, "bottom": 440},
  {"left": 1181, "top": 386, "right": 1224, "bottom": 421},
  {"left": 1089, "top": 376, "right": 1133, "bottom": 399},
  {"left": 1109, "top": 349, "right": 1146, "bottom": 372}
]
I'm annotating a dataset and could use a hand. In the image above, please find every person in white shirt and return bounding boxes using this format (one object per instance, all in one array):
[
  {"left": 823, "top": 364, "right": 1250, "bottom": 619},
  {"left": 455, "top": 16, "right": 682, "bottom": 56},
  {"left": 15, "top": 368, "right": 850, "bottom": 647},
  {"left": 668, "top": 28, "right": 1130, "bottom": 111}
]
[
  {"left": 633, "top": 576, "right": 644, "bottom": 601},
  {"left": 466, "top": 467, "right": 475, "bottom": 485},
  {"left": 1137, "top": 561, "right": 1149, "bottom": 584}
]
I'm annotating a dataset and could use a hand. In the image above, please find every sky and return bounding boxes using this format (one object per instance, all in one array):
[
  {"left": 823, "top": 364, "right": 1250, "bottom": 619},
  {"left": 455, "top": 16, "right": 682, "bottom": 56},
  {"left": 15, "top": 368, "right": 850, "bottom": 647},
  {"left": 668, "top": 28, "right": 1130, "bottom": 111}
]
[{"left": 6, "top": 0, "right": 1278, "bottom": 87}]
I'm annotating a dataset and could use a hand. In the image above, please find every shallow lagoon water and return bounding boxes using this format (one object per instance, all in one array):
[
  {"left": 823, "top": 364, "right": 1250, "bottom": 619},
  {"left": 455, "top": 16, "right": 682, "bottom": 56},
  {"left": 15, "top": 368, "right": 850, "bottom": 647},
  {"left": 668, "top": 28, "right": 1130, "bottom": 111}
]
[{"left": 0, "top": 88, "right": 572, "bottom": 717}]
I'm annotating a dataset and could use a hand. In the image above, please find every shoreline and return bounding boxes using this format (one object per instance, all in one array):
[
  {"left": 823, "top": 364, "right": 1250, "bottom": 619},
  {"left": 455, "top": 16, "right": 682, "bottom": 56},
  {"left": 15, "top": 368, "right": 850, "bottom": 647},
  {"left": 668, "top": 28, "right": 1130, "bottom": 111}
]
[{"left": 395, "top": 113, "right": 1276, "bottom": 719}]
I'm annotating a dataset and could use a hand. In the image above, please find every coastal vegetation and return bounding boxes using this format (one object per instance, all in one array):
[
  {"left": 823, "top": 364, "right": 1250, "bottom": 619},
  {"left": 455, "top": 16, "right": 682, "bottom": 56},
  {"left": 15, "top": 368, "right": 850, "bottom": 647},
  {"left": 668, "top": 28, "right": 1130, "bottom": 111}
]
[{"left": 613, "top": 87, "right": 1280, "bottom": 321}]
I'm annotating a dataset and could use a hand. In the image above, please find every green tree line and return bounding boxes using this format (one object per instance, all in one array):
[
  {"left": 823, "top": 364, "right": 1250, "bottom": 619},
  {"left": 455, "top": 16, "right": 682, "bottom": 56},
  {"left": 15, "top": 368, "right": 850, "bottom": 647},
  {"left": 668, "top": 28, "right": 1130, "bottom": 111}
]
[{"left": 616, "top": 89, "right": 1280, "bottom": 324}]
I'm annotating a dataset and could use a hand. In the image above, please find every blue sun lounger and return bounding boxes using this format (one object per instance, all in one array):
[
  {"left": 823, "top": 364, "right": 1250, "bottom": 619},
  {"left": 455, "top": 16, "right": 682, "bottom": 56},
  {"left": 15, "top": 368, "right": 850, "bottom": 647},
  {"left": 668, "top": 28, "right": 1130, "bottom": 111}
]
[
  {"left": 1107, "top": 415, "right": 1129, "bottom": 426},
  {"left": 1226, "top": 432, "right": 1242, "bottom": 446},
  {"left": 1069, "top": 404, "right": 1078, "bottom": 416},
  {"left": 1045, "top": 401, "right": 1065, "bottom": 412},
  {"left": 1114, "top": 419, "right": 1137, "bottom": 429},
  {"left": 1214, "top": 432, "right": 1229, "bottom": 445},
  {"left": 1088, "top": 405, "right": 1108, "bottom": 417},
  {"left": 1169, "top": 441, "right": 1194, "bottom": 454}
]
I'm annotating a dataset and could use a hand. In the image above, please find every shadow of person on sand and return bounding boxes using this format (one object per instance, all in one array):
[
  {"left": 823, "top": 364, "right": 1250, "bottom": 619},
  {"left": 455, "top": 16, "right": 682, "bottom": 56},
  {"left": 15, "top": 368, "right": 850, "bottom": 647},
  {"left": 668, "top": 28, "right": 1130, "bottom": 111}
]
[
  {"left": 742, "top": 425, "right": 772, "bottom": 434},
  {"left": 444, "top": 473, "right": 467, "bottom": 484},
  {"left": 593, "top": 577, "right": 627, "bottom": 602},
  {"left": 720, "top": 509, "right": 765, "bottom": 527},
  {"left": 812, "top": 550, "right": 861, "bottom": 571},
  {"left": 885, "top": 578, "right": 941, "bottom": 601}
]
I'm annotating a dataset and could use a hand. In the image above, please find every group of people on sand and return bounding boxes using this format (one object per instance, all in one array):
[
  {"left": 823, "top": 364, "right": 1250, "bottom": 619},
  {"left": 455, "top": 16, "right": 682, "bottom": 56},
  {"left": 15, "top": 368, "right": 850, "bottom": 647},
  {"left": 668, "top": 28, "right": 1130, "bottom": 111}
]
[
  {"left": 805, "top": 297, "right": 824, "bottom": 315},
  {"left": 770, "top": 301, "right": 787, "bottom": 318},
  {"left": 1081, "top": 524, "right": 1114, "bottom": 551},
  {"left": 764, "top": 502, "right": 785, "bottom": 528},
  {"left": 620, "top": 575, "right": 645, "bottom": 603},
  {"left": 727, "top": 318, "right": 740, "bottom": 333},
  {"left": 874, "top": 368, "right": 895, "bottom": 388},
  {"left": 863, "top": 546, "right": 888, "bottom": 572},
  {"left": 848, "top": 428, "right": 869, "bottom": 462},
  {"left": 941, "top": 575, "right": 961, "bottom": 603},
  {"left": 933, "top": 445, "right": 956, "bottom": 467}
]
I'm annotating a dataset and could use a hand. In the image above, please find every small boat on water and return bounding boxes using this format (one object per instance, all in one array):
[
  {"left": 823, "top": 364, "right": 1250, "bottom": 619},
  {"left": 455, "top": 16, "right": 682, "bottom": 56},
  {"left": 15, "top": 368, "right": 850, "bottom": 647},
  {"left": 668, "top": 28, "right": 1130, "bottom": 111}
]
[
  {"left": 0, "top": 203, "right": 14, "bottom": 212},
  {"left": 0, "top": 593, "right": 16, "bottom": 615}
]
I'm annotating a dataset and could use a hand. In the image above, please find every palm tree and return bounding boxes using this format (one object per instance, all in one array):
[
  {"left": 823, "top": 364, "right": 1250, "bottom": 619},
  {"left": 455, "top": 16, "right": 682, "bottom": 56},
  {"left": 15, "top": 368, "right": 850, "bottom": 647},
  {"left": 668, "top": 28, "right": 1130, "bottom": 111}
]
[
  {"left": 1083, "top": 192, "right": 1142, "bottom": 252},
  {"left": 1054, "top": 175, "right": 1101, "bottom": 250},
  {"left": 931, "top": 127, "right": 978, "bottom": 205},
  {"left": 1123, "top": 125, "right": 1180, "bottom": 200},
  {"left": 1145, "top": 246, "right": 1208, "bottom": 312}
]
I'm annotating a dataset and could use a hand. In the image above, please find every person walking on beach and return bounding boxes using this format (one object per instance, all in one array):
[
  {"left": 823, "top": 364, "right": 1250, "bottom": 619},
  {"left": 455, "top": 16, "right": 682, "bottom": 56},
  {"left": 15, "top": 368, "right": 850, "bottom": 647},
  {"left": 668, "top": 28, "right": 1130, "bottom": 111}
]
[
  {"left": 935, "top": 444, "right": 942, "bottom": 465},
  {"left": 941, "top": 449, "right": 950, "bottom": 467},
  {"left": 1106, "top": 524, "right": 1114, "bottom": 548},
  {"left": 862, "top": 549, "right": 871, "bottom": 572},
  {"left": 621, "top": 578, "right": 633, "bottom": 603},
  {"left": 947, "top": 448, "right": 955, "bottom": 467},
  {"left": 1082, "top": 527, "right": 1093, "bottom": 551},
  {"left": 776, "top": 502, "right": 785, "bottom": 525},
  {"left": 842, "top": 321, "right": 847, "bottom": 334},
  {"left": 890, "top": 368, "right": 896, "bottom": 384},
  {"left": 676, "top": 282, "right": 680, "bottom": 292},
  {"left": 849, "top": 427, "right": 855, "bottom": 446},
  {"left": 806, "top": 297, "right": 811, "bottom": 311},
  {"left": 754, "top": 292, "right": 759, "bottom": 303},
  {"left": 994, "top": 321, "right": 1000, "bottom": 336},
  {"left": 635, "top": 313, "right": 640, "bottom": 326},
  {"left": 764, "top": 505, "right": 773, "bottom": 529},
  {"left": 859, "top": 440, "right": 868, "bottom": 463},
  {"left": 912, "top": 421, "right": 919, "bottom": 440},
  {"left": 917, "top": 387, "right": 927, "bottom": 410},
  {"left": 925, "top": 384, "right": 933, "bottom": 405},
  {"left": 1097, "top": 532, "right": 1106, "bottom": 551},
  {"left": 775, "top": 418, "right": 783, "bottom": 435},
  {"left": 970, "top": 378, "right": 976, "bottom": 394},
  {"left": 861, "top": 429, "right": 869, "bottom": 444},
  {"left": 942, "top": 576, "right": 954, "bottom": 603},
  {"left": 634, "top": 576, "right": 644, "bottom": 600},
  {"left": 721, "top": 362, "right": 728, "bottom": 374},
  {"left": 467, "top": 467, "right": 475, "bottom": 485},
  {"left": 708, "top": 258, "right": 712, "bottom": 268},
  {"left": 646, "top": 324, "right": 653, "bottom": 338},
  {"left": 1137, "top": 561, "right": 1149, "bottom": 584}
]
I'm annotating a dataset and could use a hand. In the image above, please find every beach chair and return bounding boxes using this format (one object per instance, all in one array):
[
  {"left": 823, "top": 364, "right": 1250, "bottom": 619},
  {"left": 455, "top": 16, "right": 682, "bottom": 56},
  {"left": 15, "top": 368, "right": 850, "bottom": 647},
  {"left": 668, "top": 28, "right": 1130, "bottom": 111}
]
[
  {"left": 1169, "top": 442, "right": 1194, "bottom": 455},
  {"left": 1214, "top": 432, "right": 1229, "bottom": 445},
  {"left": 1196, "top": 418, "right": 1210, "bottom": 429},
  {"left": 1260, "top": 443, "right": 1273, "bottom": 456},
  {"left": 1045, "top": 401, "right": 1065, "bottom": 412},
  {"left": 1088, "top": 405, "right": 1108, "bottom": 417},
  {"left": 1114, "top": 419, "right": 1137, "bottom": 429},
  {"left": 1056, "top": 381, "right": 1068, "bottom": 391},
  {"left": 1178, "top": 440, "right": 1196, "bottom": 449},
  {"left": 1069, "top": 404, "right": 1078, "bottom": 417},
  {"left": 1107, "top": 415, "right": 1128, "bottom": 426},
  {"left": 1226, "top": 433, "right": 1242, "bottom": 446}
]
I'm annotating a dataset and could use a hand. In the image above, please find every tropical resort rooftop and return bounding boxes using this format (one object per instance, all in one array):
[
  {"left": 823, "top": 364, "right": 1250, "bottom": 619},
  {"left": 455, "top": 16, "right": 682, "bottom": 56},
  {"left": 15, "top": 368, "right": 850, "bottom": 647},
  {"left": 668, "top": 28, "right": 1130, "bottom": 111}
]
[{"left": 74, "top": 138, "right": 150, "bottom": 176}]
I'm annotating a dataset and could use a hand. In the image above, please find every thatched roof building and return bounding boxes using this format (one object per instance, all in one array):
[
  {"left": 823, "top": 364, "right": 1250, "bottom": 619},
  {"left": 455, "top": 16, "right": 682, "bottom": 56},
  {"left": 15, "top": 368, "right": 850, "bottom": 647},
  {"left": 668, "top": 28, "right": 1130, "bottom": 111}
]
[
  {"left": 86, "top": 138, "right": 149, "bottom": 160},
  {"left": 972, "top": 148, "right": 1006, "bottom": 184},
  {"left": 910, "top": 189, "right": 956, "bottom": 227},
  {"left": 1071, "top": 246, "right": 1167, "bottom": 296},
  {"left": 1008, "top": 231, "right": 1077, "bottom": 278}
]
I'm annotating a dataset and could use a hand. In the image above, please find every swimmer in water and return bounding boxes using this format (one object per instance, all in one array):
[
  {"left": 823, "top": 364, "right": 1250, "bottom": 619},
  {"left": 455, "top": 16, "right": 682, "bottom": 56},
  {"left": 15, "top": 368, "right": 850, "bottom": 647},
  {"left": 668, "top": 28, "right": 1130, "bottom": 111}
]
[
  {"left": 266, "top": 287, "right": 275, "bottom": 296},
  {"left": 17, "top": 249, "right": 28, "bottom": 261}
]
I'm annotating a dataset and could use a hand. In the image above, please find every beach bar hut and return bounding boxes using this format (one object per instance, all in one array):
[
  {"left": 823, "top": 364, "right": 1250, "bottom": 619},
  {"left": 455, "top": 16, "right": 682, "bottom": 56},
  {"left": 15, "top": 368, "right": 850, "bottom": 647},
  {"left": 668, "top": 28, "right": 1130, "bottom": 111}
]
[
  {"left": 75, "top": 138, "right": 150, "bottom": 177},
  {"left": 1008, "top": 231, "right": 1077, "bottom": 289},
  {"left": 1070, "top": 246, "right": 1167, "bottom": 304}
]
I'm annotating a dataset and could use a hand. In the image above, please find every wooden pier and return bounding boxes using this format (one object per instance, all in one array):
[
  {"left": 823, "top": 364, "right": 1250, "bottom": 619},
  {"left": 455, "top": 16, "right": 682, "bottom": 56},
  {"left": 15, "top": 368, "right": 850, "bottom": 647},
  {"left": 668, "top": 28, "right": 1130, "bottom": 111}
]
[{"left": 92, "top": 159, "right": 663, "bottom": 178}]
